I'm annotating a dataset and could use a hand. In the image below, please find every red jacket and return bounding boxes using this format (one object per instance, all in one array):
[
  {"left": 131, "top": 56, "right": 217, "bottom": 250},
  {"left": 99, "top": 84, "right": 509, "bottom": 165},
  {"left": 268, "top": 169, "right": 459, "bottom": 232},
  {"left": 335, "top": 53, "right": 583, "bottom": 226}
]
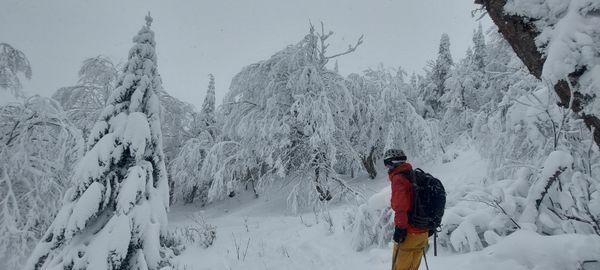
[{"left": 389, "top": 162, "right": 427, "bottom": 234}]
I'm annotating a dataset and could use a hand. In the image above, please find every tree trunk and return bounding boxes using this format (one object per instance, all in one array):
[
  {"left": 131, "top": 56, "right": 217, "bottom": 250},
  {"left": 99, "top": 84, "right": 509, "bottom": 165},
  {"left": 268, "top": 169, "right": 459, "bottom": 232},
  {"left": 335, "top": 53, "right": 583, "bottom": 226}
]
[
  {"left": 476, "top": 0, "right": 600, "bottom": 149},
  {"left": 361, "top": 147, "right": 377, "bottom": 179}
]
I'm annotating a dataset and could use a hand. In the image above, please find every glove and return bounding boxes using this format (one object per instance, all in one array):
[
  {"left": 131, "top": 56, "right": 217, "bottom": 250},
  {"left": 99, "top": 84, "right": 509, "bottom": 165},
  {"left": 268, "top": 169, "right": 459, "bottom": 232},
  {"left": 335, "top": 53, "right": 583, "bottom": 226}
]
[{"left": 393, "top": 227, "right": 407, "bottom": 243}]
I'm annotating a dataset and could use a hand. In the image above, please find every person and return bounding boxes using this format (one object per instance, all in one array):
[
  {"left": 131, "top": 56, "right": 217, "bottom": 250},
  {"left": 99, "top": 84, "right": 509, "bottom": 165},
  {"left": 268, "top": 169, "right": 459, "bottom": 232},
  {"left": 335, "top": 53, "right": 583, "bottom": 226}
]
[{"left": 384, "top": 149, "right": 428, "bottom": 270}]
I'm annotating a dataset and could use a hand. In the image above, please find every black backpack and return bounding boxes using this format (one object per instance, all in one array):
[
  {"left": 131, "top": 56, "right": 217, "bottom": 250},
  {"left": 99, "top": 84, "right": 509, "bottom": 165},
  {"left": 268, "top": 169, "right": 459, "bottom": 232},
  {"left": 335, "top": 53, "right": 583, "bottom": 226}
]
[{"left": 401, "top": 168, "right": 446, "bottom": 231}]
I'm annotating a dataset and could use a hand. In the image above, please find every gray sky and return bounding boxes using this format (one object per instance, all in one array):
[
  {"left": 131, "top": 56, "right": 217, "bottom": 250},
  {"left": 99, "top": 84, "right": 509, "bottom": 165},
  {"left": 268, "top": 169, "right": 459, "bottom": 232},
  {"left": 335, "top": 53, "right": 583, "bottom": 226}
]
[{"left": 0, "top": 0, "right": 490, "bottom": 109}]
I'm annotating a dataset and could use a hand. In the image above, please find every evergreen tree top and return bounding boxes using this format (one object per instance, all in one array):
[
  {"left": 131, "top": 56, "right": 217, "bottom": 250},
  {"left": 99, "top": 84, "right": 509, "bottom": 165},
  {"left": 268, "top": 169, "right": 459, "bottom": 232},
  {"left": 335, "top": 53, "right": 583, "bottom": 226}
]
[{"left": 145, "top": 12, "right": 153, "bottom": 27}]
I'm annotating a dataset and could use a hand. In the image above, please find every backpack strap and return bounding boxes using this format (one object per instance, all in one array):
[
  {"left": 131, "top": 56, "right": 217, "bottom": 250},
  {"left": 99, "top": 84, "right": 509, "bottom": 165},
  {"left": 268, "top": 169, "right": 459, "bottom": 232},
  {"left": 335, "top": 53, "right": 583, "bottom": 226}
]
[{"left": 397, "top": 169, "right": 416, "bottom": 185}]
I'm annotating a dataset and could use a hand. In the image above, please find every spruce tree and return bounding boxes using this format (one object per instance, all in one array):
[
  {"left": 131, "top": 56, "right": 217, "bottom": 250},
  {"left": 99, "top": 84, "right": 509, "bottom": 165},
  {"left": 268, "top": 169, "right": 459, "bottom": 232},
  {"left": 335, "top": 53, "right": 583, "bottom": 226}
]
[
  {"left": 472, "top": 23, "right": 486, "bottom": 71},
  {"left": 196, "top": 74, "right": 216, "bottom": 134},
  {"left": 424, "top": 33, "right": 453, "bottom": 118},
  {"left": 25, "top": 14, "right": 172, "bottom": 270}
]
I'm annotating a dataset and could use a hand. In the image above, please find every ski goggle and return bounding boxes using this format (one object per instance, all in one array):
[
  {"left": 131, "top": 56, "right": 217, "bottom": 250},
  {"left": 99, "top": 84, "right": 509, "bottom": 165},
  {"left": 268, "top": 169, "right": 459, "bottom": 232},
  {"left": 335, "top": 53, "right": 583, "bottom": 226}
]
[{"left": 384, "top": 158, "right": 403, "bottom": 168}]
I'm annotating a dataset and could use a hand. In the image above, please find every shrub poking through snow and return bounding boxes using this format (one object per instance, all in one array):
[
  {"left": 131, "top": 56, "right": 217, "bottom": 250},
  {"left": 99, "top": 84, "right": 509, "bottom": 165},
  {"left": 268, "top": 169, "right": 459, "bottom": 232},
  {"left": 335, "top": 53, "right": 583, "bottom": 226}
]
[
  {"left": 172, "top": 214, "right": 217, "bottom": 249},
  {"left": 347, "top": 187, "right": 394, "bottom": 251}
]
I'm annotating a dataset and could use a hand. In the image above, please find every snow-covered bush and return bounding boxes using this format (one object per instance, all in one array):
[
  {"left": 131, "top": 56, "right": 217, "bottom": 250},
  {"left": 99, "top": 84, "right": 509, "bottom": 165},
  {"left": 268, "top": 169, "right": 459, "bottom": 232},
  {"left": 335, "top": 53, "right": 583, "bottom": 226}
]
[
  {"left": 160, "top": 230, "right": 186, "bottom": 256},
  {"left": 171, "top": 214, "right": 216, "bottom": 249},
  {"left": 0, "top": 96, "right": 83, "bottom": 269},
  {"left": 466, "top": 230, "right": 600, "bottom": 270},
  {"left": 346, "top": 188, "right": 394, "bottom": 251},
  {"left": 25, "top": 14, "right": 175, "bottom": 270}
]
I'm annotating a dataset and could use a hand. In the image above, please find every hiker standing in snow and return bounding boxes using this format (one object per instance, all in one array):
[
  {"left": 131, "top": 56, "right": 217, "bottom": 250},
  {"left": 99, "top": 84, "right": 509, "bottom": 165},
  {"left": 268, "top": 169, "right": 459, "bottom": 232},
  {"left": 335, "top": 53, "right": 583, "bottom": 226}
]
[{"left": 384, "top": 149, "right": 429, "bottom": 270}]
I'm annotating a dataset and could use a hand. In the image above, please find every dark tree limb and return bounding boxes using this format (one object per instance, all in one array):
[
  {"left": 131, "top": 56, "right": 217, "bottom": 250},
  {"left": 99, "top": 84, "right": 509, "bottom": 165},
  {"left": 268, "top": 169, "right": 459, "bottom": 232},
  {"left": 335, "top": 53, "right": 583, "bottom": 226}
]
[{"left": 535, "top": 166, "right": 567, "bottom": 210}]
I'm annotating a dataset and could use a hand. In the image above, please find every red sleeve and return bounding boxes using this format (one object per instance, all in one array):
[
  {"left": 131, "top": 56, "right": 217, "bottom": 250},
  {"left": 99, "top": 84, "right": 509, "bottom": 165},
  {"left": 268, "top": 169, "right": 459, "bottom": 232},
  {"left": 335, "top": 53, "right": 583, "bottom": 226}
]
[{"left": 390, "top": 174, "right": 412, "bottom": 228}]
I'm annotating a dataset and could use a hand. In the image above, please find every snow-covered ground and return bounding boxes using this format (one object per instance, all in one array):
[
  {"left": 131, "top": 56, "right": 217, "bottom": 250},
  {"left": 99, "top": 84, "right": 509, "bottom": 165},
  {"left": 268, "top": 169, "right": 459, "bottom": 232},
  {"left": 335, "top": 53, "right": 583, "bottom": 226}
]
[{"left": 168, "top": 144, "right": 600, "bottom": 270}]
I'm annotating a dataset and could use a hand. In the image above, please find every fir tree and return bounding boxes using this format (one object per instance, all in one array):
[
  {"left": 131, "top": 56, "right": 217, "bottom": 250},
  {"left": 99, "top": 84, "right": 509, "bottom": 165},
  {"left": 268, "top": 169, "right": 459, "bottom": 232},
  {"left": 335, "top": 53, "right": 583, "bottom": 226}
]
[
  {"left": 472, "top": 23, "right": 486, "bottom": 71},
  {"left": 423, "top": 33, "right": 453, "bottom": 118},
  {"left": 195, "top": 74, "right": 216, "bottom": 136},
  {"left": 25, "top": 14, "right": 173, "bottom": 270}
]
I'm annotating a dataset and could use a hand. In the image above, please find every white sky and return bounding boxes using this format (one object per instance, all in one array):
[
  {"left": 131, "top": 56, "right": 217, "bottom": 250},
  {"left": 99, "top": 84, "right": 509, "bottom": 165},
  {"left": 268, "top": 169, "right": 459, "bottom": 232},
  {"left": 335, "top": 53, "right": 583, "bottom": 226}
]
[{"left": 0, "top": 0, "right": 490, "bottom": 109}]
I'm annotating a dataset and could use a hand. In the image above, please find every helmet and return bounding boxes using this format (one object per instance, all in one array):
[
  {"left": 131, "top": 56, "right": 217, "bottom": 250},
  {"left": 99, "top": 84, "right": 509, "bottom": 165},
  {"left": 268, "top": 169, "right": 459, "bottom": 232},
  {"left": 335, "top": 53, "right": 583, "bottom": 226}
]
[{"left": 383, "top": 149, "right": 406, "bottom": 166}]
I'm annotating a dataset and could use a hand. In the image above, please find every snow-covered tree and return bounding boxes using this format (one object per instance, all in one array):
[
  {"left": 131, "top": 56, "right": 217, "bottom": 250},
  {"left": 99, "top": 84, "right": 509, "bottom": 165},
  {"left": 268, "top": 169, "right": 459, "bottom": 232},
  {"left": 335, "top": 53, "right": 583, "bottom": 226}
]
[
  {"left": 169, "top": 75, "right": 220, "bottom": 204},
  {"left": 472, "top": 23, "right": 486, "bottom": 71},
  {"left": 344, "top": 71, "right": 384, "bottom": 179},
  {"left": 169, "top": 132, "right": 215, "bottom": 205},
  {"left": 25, "top": 14, "right": 174, "bottom": 270},
  {"left": 477, "top": 0, "right": 600, "bottom": 149},
  {"left": 52, "top": 56, "right": 118, "bottom": 139},
  {"left": 78, "top": 56, "right": 119, "bottom": 87},
  {"left": 422, "top": 33, "right": 453, "bottom": 118},
  {"left": 158, "top": 90, "right": 196, "bottom": 162},
  {"left": 196, "top": 74, "right": 216, "bottom": 133},
  {"left": 439, "top": 28, "right": 488, "bottom": 144},
  {"left": 218, "top": 24, "right": 363, "bottom": 211},
  {"left": 0, "top": 43, "right": 31, "bottom": 101},
  {"left": 0, "top": 96, "right": 83, "bottom": 269}
]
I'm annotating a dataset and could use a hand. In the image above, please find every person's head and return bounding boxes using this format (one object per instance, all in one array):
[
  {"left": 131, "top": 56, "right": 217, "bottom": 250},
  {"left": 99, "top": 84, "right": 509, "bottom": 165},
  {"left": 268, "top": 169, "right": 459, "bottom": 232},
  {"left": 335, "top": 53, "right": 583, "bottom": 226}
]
[{"left": 383, "top": 149, "right": 407, "bottom": 170}]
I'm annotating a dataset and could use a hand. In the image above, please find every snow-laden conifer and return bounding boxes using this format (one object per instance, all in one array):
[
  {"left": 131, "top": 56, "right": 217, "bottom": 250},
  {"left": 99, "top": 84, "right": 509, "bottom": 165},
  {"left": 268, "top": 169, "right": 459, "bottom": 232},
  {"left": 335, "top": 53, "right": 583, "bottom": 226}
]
[
  {"left": 197, "top": 74, "right": 216, "bottom": 132},
  {"left": 25, "top": 14, "right": 173, "bottom": 270},
  {"left": 422, "top": 33, "right": 453, "bottom": 118},
  {"left": 170, "top": 75, "right": 219, "bottom": 204}
]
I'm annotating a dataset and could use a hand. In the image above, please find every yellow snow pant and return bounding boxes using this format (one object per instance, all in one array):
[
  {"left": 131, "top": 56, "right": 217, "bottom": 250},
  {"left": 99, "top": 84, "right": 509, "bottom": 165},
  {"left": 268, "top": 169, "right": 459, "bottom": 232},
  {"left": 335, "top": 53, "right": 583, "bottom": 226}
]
[{"left": 392, "top": 232, "right": 428, "bottom": 270}]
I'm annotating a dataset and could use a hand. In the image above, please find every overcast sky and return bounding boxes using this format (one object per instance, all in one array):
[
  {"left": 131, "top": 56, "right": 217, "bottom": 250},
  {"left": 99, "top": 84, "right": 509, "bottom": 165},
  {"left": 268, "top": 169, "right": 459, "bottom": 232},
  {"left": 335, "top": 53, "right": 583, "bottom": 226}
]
[{"left": 1, "top": 0, "right": 490, "bottom": 109}]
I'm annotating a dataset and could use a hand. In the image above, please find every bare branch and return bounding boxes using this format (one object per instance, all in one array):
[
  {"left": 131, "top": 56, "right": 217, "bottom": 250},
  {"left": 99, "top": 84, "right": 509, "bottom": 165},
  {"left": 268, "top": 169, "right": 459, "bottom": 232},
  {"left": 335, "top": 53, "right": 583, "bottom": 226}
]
[
  {"left": 325, "top": 34, "right": 364, "bottom": 61},
  {"left": 535, "top": 166, "right": 567, "bottom": 210}
]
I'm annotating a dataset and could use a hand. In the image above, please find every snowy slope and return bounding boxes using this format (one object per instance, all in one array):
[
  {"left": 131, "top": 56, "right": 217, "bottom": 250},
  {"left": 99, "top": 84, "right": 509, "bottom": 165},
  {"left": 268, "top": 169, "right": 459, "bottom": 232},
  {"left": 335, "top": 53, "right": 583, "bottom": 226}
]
[{"left": 168, "top": 143, "right": 600, "bottom": 270}]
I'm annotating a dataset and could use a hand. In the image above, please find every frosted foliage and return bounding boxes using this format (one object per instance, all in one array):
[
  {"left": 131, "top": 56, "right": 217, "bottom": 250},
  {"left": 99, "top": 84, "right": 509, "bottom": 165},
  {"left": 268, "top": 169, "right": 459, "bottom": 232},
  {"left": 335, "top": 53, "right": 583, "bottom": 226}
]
[
  {"left": 220, "top": 25, "right": 361, "bottom": 210},
  {"left": 504, "top": 0, "right": 600, "bottom": 116},
  {"left": 360, "top": 66, "right": 441, "bottom": 161},
  {"left": 196, "top": 74, "right": 216, "bottom": 133},
  {"left": 52, "top": 56, "right": 118, "bottom": 139},
  {"left": 53, "top": 85, "right": 110, "bottom": 138},
  {"left": 55, "top": 55, "right": 196, "bottom": 160},
  {"left": 167, "top": 75, "right": 219, "bottom": 205},
  {"left": 25, "top": 15, "right": 173, "bottom": 270},
  {"left": 169, "top": 132, "right": 215, "bottom": 205},
  {"left": 78, "top": 55, "right": 118, "bottom": 86},
  {"left": 346, "top": 23, "right": 600, "bottom": 255},
  {"left": 0, "top": 43, "right": 32, "bottom": 99},
  {"left": 421, "top": 33, "right": 453, "bottom": 118},
  {"left": 347, "top": 188, "right": 394, "bottom": 251},
  {"left": 159, "top": 90, "right": 197, "bottom": 162},
  {"left": 0, "top": 96, "right": 83, "bottom": 269},
  {"left": 435, "top": 23, "right": 600, "bottom": 254},
  {"left": 343, "top": 66, "right": 440, "bottom": 177}
]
